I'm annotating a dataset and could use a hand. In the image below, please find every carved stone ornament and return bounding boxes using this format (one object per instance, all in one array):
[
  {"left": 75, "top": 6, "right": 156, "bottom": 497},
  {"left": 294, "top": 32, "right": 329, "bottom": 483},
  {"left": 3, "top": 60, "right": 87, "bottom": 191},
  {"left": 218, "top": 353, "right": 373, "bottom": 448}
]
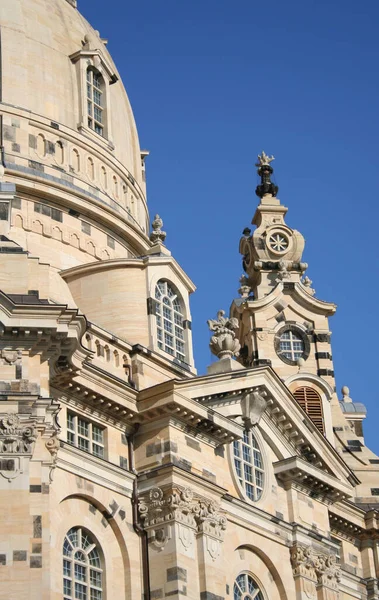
[
  {"left": 291, "top": 544, "right": 341, "bottom": 596},
  {"left": 207, "top": 310, "right": 240, "bottom": 360},
  {"left": 240, "top": 389, "right": 268, "bottom": 429},
  {"left": 302, "top": 276, "right": 316, "bottom": 296},
  {"left": 45, "top": 434, "right": 60, "bottom": 482},
  {"left": 238, "top": 275, "right": 251, "bottom": 299},
  {"left": 149, "top": 214, "right": 166, "bottom": 245},
  {"left": 138, "top": 486, "right": 227, "bottom": 558},
  {"left": 0, "top": 414, "right": 37, "bottom": 455}
]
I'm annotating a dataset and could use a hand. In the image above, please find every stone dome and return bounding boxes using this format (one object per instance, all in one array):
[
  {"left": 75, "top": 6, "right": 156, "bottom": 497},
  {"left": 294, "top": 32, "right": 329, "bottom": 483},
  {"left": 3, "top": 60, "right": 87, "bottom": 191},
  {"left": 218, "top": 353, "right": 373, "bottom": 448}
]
[
  {"left": 0, "top": 0, "right": 149, "bottom": 258},
  {"left": 0, "top": 0, "right": 143, "bottom": 184}
]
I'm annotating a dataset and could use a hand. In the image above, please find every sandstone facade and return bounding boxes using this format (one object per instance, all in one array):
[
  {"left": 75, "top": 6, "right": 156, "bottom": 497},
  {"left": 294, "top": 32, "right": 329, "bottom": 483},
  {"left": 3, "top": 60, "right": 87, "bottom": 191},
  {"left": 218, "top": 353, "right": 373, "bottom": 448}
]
[{"left": 0, "top": 3, "right": 378, "bottom": 600}]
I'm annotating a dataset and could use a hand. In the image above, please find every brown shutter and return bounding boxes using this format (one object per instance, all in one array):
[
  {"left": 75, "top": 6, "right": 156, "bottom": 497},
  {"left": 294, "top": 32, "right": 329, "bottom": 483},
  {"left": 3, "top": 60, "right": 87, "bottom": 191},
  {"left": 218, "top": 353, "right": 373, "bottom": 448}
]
[{"left": 293, "top": 387, "right": 324, "bottom": 434}]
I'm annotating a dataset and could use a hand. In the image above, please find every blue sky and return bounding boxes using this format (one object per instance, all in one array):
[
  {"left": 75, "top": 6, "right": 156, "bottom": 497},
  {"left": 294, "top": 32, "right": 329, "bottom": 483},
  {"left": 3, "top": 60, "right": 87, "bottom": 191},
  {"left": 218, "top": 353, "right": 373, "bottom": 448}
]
[{"left": 80, "top": 0, "right": 379, "bottom": 453}]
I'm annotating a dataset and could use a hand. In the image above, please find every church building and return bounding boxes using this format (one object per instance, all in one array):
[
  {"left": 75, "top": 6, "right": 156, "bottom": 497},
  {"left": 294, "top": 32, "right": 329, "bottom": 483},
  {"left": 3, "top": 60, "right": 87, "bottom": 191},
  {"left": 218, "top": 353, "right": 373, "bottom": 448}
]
[{"left": 0, "top": 1, "right": 378, "bottom": 599}]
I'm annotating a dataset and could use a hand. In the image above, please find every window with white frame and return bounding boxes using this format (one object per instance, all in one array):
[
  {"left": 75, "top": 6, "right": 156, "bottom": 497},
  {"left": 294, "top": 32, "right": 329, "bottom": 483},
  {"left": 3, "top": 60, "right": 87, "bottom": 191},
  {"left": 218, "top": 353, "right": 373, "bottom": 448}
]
[
  {"left": 233, "top": 431, "right": 264, "bottom": 502},
  {"left": 87, "top": 68, "right": 104, "bottom": 136},
  {"left": 278, "top": 329, "right": 305, "bottom": 362},
  {"left": 233, "top": 573, "right": 264, "bottom": 600},
  {"left": 155, "top": 280, "right": 186, "bottom": 361},
  {"left": 67, "top": 412, "right": 105, "bottom": 458},
  {"left": 63, "top": 527, "right": 104, "bottom": 600}
]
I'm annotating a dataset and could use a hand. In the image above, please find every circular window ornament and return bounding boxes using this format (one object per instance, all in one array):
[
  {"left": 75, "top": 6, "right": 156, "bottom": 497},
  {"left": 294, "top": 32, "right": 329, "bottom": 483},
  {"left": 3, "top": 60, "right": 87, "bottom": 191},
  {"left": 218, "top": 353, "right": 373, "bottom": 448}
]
[
  {"left": 268, "top": 231, "right": 289, "bottom": 254},
  {"left": 274, "top": 324, "right": 310, "bottom": 366},
  {"left": 233, "top": 573, "right": 265, "bottom": 600},
  {"left": 233, "top": 431, "right": 265, "bottom": 502}
]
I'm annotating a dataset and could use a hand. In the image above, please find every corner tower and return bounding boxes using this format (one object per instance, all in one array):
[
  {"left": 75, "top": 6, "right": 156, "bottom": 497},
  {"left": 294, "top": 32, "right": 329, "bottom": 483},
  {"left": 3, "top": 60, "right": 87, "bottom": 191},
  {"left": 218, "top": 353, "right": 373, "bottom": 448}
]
[{"left": 231, "top": 153, "right": 337, "bottom": 440}]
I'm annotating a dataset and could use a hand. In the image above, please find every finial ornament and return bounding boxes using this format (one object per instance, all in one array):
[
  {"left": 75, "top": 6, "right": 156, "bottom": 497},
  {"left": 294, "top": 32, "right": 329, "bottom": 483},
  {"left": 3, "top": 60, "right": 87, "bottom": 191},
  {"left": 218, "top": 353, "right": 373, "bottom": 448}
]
[
  {"left": 255, "top": 150, "right": 278, "bottom": 198},
  {"left": 149, "top": 214, "right": 166, "bottom": 245},
  {"left": 255, "top": 151, "right": 275, "bottom": 167},
  {"left": 207, "top": 310, "right": 240, "bottom": 360}
]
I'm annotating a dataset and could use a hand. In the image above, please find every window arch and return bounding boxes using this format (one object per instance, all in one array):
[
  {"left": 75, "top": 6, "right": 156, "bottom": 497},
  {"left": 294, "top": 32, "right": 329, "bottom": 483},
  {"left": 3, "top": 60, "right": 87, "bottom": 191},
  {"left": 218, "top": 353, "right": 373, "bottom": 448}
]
[
  {"left": 233, "top": 573, "right": 264, "bottom": 600},
  {"left": 63, "top": 527, "right": 104, "bottom": 600},
  {"left": 87, "top": 67, "right": 105, "bottom": 136},
  {"left": 233, "top": 431, "right": 264, "bottom": 502},
  {"left": 293, "top": 386, "right": 324, "bottom": 433},
  {"left": 155, "top": 280, "right": 186, "bottom": 361}
]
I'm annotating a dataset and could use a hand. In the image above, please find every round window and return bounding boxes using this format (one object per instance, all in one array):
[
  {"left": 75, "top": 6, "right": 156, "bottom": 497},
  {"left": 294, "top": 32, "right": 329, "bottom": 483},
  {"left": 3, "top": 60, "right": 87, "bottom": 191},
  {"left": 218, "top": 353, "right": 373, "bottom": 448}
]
[
  {"left": 267, "top": 231, "right": 289, "bottom": 254},
  {"left": 274, "top": 325, "right": 310, "bottom": 366},
  {"left": 233, "top": 431, "right": 264, "bottom": 502},
  {"left": 233, "top": 573, "right": 264, "bottom": 600}
]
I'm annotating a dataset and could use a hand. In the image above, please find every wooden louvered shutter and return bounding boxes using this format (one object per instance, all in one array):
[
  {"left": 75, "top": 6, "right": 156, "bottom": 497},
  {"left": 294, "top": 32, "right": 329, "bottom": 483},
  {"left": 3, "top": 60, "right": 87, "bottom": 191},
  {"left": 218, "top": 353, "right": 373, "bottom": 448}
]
[{"left": 293, "top": 387, "right": 324, "bottom": 434}]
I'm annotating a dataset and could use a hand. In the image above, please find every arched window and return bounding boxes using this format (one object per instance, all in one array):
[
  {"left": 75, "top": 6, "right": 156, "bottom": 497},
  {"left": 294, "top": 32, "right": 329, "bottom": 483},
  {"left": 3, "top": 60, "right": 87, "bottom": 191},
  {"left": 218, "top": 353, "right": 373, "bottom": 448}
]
[
  {"left": 63, "top": 527, "right": 104, "bottom": 600},
  {"left": 233, "top": 573, "right": 264, "bottom": 600},
  {"left": 233, "top": 431, "right": 264, "bottom": 502},
  {"left": 293, "top": 386, "right": 324, "bottom": 434},
  {"left": 155, "top": 280, "right": 185, "bottom": 361},
  {"left": 87, "top": 68, "right": 104, "bottom": 136}
]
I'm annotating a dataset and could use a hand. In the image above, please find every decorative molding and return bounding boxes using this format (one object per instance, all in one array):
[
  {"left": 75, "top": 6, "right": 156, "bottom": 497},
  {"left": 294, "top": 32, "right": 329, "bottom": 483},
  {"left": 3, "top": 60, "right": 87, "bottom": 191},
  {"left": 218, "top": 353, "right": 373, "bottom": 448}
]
[
  {"left": 138, "top": 486, "right": 227, "bottom": 559},
  {"left": 291, "top": 544, "right": 341, "bottom": 595}
]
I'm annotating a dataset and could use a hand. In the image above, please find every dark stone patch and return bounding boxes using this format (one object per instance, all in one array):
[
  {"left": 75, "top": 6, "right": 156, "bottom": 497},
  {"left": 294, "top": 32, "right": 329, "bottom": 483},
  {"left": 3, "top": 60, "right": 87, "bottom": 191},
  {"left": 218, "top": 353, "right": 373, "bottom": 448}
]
[
  {"left": 30, "top": 485, "right": 42, "bottom": 493},
  {"left": 146, "top": 297, "right": 158, "bottom": 315},
  {"left": 202, "top": 469, "right": 216, "bottom": 483},
  {"left": 317, "top": 369, "right": 334, "bottom": 377},
  {"left": 33, "top": 515, "right": 42, "bottom": 538},
  {"left": 275, "top": 312, "right": 285, "bottom": 323},
  {"left": 172, "top": 456, "right": 192, "bottom": 472},
  {"left": 13, "top": 551, "right": 27, "bottom": 561},
  {"left": 166, "top": 590, "right": 187, "bottom": 597},
  {"left": 315, "top": 352, "right": 331, "bottom": 360},
  {"left": 185, "top": 436, "right": 201, "bottom": 451},
  {"left": 274, "top": 301, "right": 287, "bottom": 312},
  {"left": 28, "top": 160, "right": 44, "bottom": 172},
  {"left": 275, "top": 511, "right": 284, "bottom": 520},
  {"left": 46, "top": 141, "right": 55, "bottom": 154},
  {"left": 314, "top": 333, "right": 331, "bottom": 343},
  {"left": 200, "top": 593, "right": 224, "bottom": 600},
  {"left": 226, "top": 585, "right": 230, "bottom": 595},
  {"left": 12, "top": 143, "right": 20, "bottom": 153},
  {"left": 146, "top": 443, "right": 157, "bottom": 457},
  {"left": 121, "top": 433, "right": 128, "bottom": 446},
  {"left": 118, "top": 509, "right": 126, "bottom": 521},
  {"left": 151, "top": 589, "right": 163, "bottom": 599},
  {"left": 109, "top": 500, "right": 119, "bottom": 515},
  {"left": 167, "top": 567, "right": 187, "bottom": 582},
  {"left": 12, "top": 197, "right": 22, "bottom": 209},
  {"left": 183, "top": 320, "right": 191, "bottom": 330},
  {"left": 119, "top": 456, "right": 128, "bottom": 470},
  {"left": 29, "top": 134, "right": 37, "bottom": 149},
  {"left": 333, "top": 427, "right": 343, "bottom": 432},
  {"left": 0, "top": 554, "right": 5, "bottom": 566},
  {"left": 32, "top": 543, "right": 42, "bottom": 554},
  {"left": 41, "top": 483, "right": 50, "bottom": 494},
  {"left": 254, "top": 359, "right": 272, "bottom": 366},
  {"left": 3, "top": 125, "right": 15, "bottom": 141},
  {"left": 164, "top": 440, "right": 178, "bottom": 453},
  {"left": 50, "top": 121, "right": 59, "bottom": 130},
  {"left": 101, "top": 517, "right": 109, "bottom": 528},
  {"left": 282, "top": 282, "right": 295, "bottom": 290},
  {"left": 214, "top": 446, "right": 225, "bottom": 458},
  {"left": 89, "top": 504, "right": 96, "bottom": 515},
  {"left": 30, "top": 555, "right": 42, "bottom": 568}
]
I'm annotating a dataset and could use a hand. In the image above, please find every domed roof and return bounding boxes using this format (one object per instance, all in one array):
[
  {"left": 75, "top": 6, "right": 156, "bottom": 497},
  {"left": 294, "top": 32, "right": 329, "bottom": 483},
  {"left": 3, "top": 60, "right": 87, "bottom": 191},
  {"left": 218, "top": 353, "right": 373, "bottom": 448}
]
[{"left": 0, "top": 0, "right": 142, "bottom": 185}]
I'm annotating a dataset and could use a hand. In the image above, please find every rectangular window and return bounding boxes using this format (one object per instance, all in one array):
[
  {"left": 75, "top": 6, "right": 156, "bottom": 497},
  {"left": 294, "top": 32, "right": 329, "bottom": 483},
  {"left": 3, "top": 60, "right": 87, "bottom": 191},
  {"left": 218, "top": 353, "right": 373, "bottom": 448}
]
[
  {"left": 51, "top": 208, "right": 63, "bottom": 222},
  {"left": 34, "top": 202, "right": 62, "bottom": 222},
  {"left": 67, "top": 412, "right": 105, "bottom": 458}
]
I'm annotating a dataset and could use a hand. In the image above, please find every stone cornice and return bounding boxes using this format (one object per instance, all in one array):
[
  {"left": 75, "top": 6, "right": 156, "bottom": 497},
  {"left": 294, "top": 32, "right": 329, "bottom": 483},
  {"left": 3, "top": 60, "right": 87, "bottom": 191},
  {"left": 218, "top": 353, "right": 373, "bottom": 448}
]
[
  {"left": 61, "top": 255, "right": 196, "bottom": 293},
  {"left": 274, "top": 456, "right": 353, "bottom": 504}
]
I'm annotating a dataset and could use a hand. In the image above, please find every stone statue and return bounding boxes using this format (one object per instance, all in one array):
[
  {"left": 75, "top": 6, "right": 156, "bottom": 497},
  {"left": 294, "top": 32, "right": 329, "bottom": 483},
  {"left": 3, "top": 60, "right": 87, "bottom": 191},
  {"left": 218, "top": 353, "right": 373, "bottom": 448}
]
[
  {"left": 255, "top": 151, "right": 275, "bottom": 167},
  {"left": 207, "top": 310, "right": 240, "bottom": 360}
]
